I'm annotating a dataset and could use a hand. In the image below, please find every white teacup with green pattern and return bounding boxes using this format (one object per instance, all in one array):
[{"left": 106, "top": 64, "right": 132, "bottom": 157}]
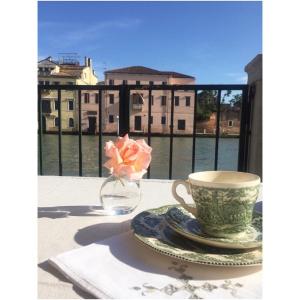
[{"left": 172, "top": 171, "right": 261, "bottom": 238}]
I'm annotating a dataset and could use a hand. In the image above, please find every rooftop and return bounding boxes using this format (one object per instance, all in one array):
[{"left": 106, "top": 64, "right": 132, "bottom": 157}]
[
  {"left": 38, "top": 57, "right": 87, "bottom": 78},
  {"left": 105, "top": 66, "right": 195, "bottom": 79}
]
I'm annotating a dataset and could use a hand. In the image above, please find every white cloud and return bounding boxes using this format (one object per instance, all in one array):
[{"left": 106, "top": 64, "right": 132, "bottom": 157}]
[{"left": 40, "top": 19, "right": 142, "bottom": 47}]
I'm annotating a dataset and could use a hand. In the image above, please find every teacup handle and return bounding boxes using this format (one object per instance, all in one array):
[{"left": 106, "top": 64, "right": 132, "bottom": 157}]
[{"left": 172, "top": 180, "right": 197, "bottom": 217}]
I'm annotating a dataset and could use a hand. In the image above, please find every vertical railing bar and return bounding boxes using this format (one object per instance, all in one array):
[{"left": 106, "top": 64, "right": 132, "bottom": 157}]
[
  {"left": 243, "top": 86, "right": 251, "bottom": 171},
  {"left": 118, "top": 87, "right": 122, "bottom": 136},
  {"left": 238, "top": 87, "right": 246, "bottom": 171},
  {"left": 38, "top": 86, "right": 43, "bottom": 175},
  {"left": 147, "top": 88, "right": 152, "bottom": 179},
  {"left": 214, "top": 89, "right": 221, "bottom": 171},
  {"left": 192, "top": 89, "right": 197, "bottom": 173},
  {"left": 78, "top": 90, "right": 83, "bottom": 176},
  {"left": 98, "top": 89, "right": 102, "bottom": 177},
  {"left": 237, "top": 86, "right": 250, "bottom": 171},
  {"left": 119, "top": 84, "right": 130, "bottom": 136},
  {"left": 58, "top": 88, "right": 62, "bottom": 176},
  {"left": 169, "top": 88, "right": 175, "bottom": 179}
]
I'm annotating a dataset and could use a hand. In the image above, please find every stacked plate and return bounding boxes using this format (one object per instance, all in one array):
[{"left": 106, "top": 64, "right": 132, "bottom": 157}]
[{"left": 131, "top": 205, "right": 262, "bottom": 267}]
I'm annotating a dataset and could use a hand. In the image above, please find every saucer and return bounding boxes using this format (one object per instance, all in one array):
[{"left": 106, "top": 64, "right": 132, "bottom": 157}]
[
  {"left": 131, "top": 205, "right": 262, "bottom": 267},
  {"left": 165, "top": 206, "right": 262, "bottom": 250}
]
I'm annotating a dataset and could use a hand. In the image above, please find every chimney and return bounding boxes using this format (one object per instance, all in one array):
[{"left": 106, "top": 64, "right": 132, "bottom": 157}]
[
  {"left": 84, "top": 56, "right": 88, "bottom": 67},
  {"left": 87, "top": 58, "right": 92, "bottom": 68}
]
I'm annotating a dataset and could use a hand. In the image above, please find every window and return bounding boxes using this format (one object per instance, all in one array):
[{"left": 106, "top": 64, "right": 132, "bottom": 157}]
[
  {"left": 161, "top": 96, "right": 166, "bottom": 106},
  {"left": 132, "top": 93, "right": 143, "bottom": 105},
  {"left": 38, "top": 81, "right": 44, "bottom": 85},
  {"left": 109, "top": 94, "right": 114, "bottom": 104},
  {"left": 53, "top": 81, "right": 59, "bottom": 85},
  {"left": 161, "top": 116, "right": 166, "bottom": 125},
  {"left": 95, "top": 93, "right": 99, "bottom": 104},
  {"left": 186, "top": 96, "right": 191, "bottom": 106},
  {"left": 67, "top": 82, "right": 74, "bottom": 85},
  {"left": 109, "top": 115, "right": 114, "bottom": 123},
  {"left": 54, "top": 100, "right": 58, "bottom": 111},
  {"left": 134, "top": 116, "right": 142, "bottom": 131},
  {"left": 54, "top": 117, "right": 59, "bottom": 127},
  {"left": 45, "top": 81, "right": 49, "bottom": 85},
  {"left": 109, "top": 79, "right": 114, "bottom": 85},
  {"left": 69, "top": 118, "right": 74, "bottom": 128},
  {"left": 42, "top": 100, "right": 51, "bottom": 113},
  {"left": 178, "top": 119, "right": 186, "bottom": 130},
  {"left": 151, "top": 95, "right": 154, "bottom": 105},
  {"left": 150, "top": 116, "right": 153, "bottom": 124},
  {"left": 123, "top": 80, "right": 127, "bottom": 85},
  {"left": 149, "top": 81, "right": 154, "bottom": 85},
  {"left": 136, "top": 80, "right": 141, "bottom": 86},
  {"left": 162, "top": 81, "right": 167, "bottom": 85},
  {"left": 84, "top": 93, "right": 89, "bottom": 103},
  {"left": 228, "top": 120, "right": 233, "bottom": 127},
  {"left": 68, "top": 100, "right": 74, "bottom": 111},
  {"left": 175, "top": 96, "right": 180, "bottom": 106}
]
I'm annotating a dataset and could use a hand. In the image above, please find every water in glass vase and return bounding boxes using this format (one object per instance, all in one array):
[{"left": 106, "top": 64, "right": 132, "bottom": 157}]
[{"left": 99, "top": 175, "right": 141, "bottom": 215}]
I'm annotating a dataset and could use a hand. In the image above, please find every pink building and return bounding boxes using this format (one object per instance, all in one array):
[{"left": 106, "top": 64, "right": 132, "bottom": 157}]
[
  {"left": 81, "top": 91, "right": 100, "bottom": 133},
  {"left": 103, "top": 66, "right": 196, "bottom": 134}
]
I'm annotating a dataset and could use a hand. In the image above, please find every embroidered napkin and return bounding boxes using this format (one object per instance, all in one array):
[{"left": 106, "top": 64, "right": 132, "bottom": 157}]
[{"left": 49, "top": 231, "right": 262, "bottom": 299}]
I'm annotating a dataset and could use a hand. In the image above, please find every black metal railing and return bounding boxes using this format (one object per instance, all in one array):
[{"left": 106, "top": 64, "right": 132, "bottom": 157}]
[{"left": 38, "top": 84, "right": 251, "bottom": 178}]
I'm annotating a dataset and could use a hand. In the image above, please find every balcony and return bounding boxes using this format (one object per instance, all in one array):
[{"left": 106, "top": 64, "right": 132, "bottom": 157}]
[
  {"left": 131, "top": 93, "right": 144, "bottom": 110},
  {"left": 132, "top": 103, "right": 143, "bottom": 110}
]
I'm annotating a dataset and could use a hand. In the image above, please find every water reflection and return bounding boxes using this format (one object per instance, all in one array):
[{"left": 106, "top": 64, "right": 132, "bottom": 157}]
[{"left": 40, "top": 135, "right": 239, "bottom": 179}]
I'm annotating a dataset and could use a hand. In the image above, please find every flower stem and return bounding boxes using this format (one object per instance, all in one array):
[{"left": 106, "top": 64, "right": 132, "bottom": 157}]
[{"left": 118, "top": 176, "right": 125, "bottom": 187}]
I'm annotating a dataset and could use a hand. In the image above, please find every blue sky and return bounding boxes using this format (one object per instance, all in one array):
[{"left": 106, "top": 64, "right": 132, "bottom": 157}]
[{"left": 38, "top": 1, "right": 262, "bottom": 83}]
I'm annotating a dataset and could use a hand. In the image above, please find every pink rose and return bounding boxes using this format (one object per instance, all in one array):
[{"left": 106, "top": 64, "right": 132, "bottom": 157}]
[{"left": 103, "top": 134, "right": 152, "bottom": 180}]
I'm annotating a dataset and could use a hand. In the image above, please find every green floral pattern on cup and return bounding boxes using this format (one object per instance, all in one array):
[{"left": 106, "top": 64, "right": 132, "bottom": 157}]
[
  {"left": 190, "top": 185, "right": 260, "bottom": 237},
  {"left": 166, "top": 206, "right": 262, "bottom": 249}
]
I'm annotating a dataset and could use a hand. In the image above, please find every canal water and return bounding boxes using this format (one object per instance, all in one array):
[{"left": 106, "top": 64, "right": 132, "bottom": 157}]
[{"left": 39, "top": 135, "right": 239, "bottom": 179}]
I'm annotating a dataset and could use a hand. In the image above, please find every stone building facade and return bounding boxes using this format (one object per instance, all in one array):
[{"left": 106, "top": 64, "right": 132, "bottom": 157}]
[
  {"left": 196, "top": 106, "right": 241, "bottom": 135},
  {"left": 103, "top": 66, "right": 196, "bottom": 134},
  {"left": 38, "top": 56, "right": 98, "bottom": 133}
]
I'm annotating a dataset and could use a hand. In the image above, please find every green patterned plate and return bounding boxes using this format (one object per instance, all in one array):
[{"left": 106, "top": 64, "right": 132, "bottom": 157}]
[
  {"left": 131, "top": 205, "right": 262, "bottom": 267},
  {"left": 165, "top": 206, "right": 262, "bottom": 249}
]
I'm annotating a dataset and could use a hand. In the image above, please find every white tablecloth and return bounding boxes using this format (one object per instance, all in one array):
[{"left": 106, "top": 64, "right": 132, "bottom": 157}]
[{"left": 38, "top": 176, "right": 262, "bottom": 299}]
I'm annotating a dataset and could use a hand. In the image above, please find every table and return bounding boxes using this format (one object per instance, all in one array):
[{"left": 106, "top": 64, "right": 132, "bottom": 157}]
[{"left": 38, "top": 176, "right": 262, "bottom": 299}]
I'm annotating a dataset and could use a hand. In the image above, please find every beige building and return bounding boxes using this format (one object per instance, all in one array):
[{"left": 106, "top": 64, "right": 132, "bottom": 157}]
[
  {"left": 38, "top": 56, "right": 98, "bottom": 132},
  {"left": 103, "top": 66, "right": 196, "bottom": 134}
]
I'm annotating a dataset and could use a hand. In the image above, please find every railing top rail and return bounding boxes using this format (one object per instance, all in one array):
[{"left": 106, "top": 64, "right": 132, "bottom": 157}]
[{"left": 38, "top": 84, "right": 248, "bottom": 91}]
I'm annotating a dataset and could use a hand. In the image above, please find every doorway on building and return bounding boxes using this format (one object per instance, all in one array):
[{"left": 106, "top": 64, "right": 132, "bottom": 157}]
[
  {"left": 88, "top": 116, "right": 97, "bottom": 134},
  {"left": 134, "top": 116, "right": 142, "bottom": 131}
]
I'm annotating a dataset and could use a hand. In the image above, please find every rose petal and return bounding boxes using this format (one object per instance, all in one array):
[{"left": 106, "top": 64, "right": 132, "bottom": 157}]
[
  {"left": 134, "top": 151, "right": 151, "bottom": 171},
  {"left": 123, "top": 143, "right": 140, "bottom": 162},
  {"left": 104, "top": 141, "right": 116, "bottom": 157},
  {"left": 114, "top": 164, "right": 135, "bottom": 178}
]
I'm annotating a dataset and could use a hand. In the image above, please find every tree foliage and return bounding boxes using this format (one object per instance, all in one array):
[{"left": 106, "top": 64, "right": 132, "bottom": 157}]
[
  {"left": 196, "top": 90, "right": 241, "bottom": 121},
  {"left": 196, "top": 90, "right": 217, "bottom": 121}
]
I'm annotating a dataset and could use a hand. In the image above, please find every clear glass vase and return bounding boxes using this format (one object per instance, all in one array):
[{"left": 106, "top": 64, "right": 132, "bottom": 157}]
[{"left": 99, "top": 175, "right": 141, "bottom": 215}]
